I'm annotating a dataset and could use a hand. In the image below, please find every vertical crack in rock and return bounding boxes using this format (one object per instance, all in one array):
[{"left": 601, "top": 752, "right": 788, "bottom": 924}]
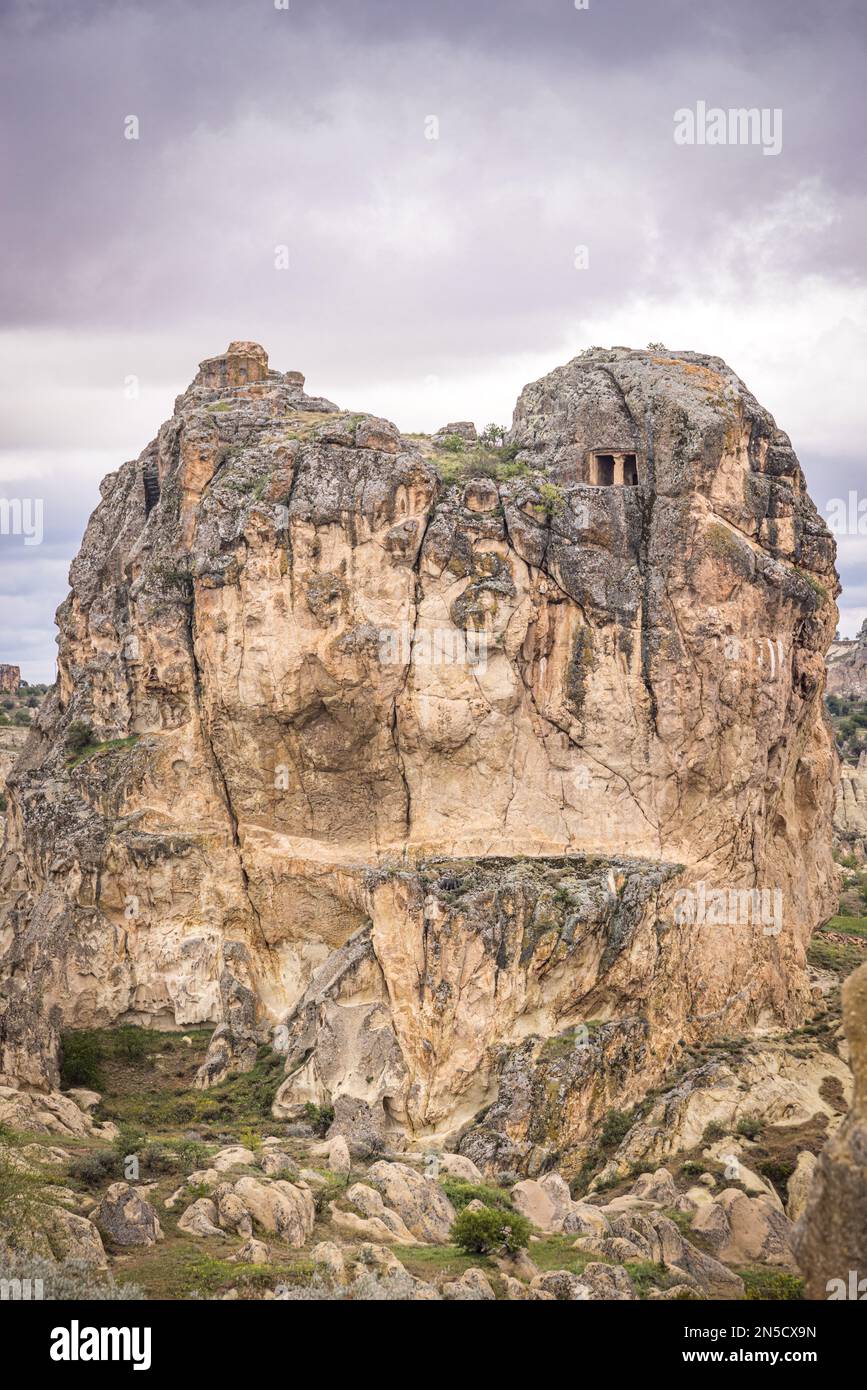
[{"left": 187, "top": 591, "right": 270, "bottom": 956}]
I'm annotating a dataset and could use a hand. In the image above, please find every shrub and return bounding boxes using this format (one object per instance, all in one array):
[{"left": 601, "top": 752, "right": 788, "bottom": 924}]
[
  {"left": 65, "top": 721, "right": 94, "bottom": 756},
  {"left": 60, "top": 1031, "right": 101, "bottom": 1088},
  {"left": 113, "top": 1027, "right": 152, "bottom": 1064},
  {"left": 741, "top": 1268, "right": 804, "bottom": 1301},
  {"left": 735, "top": 1114, "right": 763, "bottom": 1141},
  {"left": 313, "top": 1176, "right": 348, "bottom": 1216},
  {"left": 450, "top": 1204, "right": 531, "bottom": 1256},
  {"left": 599, "top": 1108, "right": 633, "bottom": 1150},
  {"left": 538, "top": 481, "right": 565, "bottom": 517},
  {"left": 437, "top": 433, "right": 466, "bottom": 455},
  {"left": 67, "top": 1150, "right": 118, "bottom": 1187},
  {"left": 141, "top": 1143, "right": 182, "bottom": 1175},
  {"left": 0, "top": 1252, "right": 144, "bottom": 1300},
  {"left": 440, "top": 1178, "right": 513, "bottom": 1212},
  {"left": 702, "top": 1120, "right": 727, "bottom": 1143},
  {"left": 303, "top": 1102, "right": 335, "bottom": 1137},
  {"left": 168, "top": 1139, "right": 208, "bottom": 1174}
]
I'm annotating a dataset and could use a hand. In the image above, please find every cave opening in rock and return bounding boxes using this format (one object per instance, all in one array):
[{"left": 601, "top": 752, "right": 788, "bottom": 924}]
[{"left": 594, "top": 453, "right": 615, "bottom": 485}]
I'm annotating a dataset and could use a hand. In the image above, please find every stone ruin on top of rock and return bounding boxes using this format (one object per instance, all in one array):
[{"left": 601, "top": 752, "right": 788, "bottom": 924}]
[{"left": 0, "top": 341, "right": 841, "bottom": 1176}]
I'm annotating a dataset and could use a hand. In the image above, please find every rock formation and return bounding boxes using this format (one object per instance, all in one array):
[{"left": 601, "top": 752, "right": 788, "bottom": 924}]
[
  {"left": 793, "top": 961, "right": 867, "bottom": 1298},
  {"left": 0, "top": 665, "right": 20, "bottom": 695},
  {"left": 0, "top": 342, "right": 840, "bottom": 1172},
  {"left": 827, "top": 619, "right": 867, "bottom": 698}
]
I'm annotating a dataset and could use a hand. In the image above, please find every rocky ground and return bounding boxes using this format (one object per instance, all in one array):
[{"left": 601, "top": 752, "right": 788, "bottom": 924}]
[{"left": 0, "top": 905, "right": 861, "bottom": 1302}]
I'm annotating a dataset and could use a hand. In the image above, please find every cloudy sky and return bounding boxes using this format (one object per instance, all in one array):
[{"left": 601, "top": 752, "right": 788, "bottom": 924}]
[{"left": 1, "top": 0, "right": 865, "bottom": 681}]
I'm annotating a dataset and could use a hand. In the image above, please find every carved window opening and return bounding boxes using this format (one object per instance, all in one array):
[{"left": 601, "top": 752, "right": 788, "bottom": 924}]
[{"left": 590, "top": 451, "right": 640, "bottom": 486}]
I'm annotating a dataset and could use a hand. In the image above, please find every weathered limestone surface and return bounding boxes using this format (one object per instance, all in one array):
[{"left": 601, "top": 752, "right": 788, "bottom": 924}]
[{"left": 0, "top": 343, "right": 839, "bottom": 1165}]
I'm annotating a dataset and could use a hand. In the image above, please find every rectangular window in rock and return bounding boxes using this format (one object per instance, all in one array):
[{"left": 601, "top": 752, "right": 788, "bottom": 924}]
[{"left": 590, "top": 451, "right": 640, "bottom": 486}]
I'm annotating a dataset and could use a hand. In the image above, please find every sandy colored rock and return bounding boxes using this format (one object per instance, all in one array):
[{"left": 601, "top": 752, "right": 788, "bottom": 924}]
[
  {"left": 794, "top": 962, "right": 867, "bottom": 1298},
  {"left": 228, "top": 1236, "right": 270, "bottom": 1264},
  {"left": 177, "top": 1197, "right": 225, "bottom": 1239},
  {"left": 364, "top": 1161, "right": 456, "bottom": 1243},
  {"left": 310, "top": 1240, "right": 346, "bottom": 1282},
  {"left": 531, "top": 1270, "right": 591, "bottom": 1301},
  {"left": 231, "top": 1175, "right": 315, "bottom": 1245},
  {"left": 327, "top": 1134, "right": 351, "bottom": 1176},
  {"left": 442, "top": 1268, "right": 496, "bottom": 1300},
  {"left": 438, "top": 1153, "right": 484, "bottom": 1183},
  {"left": 693, "top": 1189, "right": 796, "bottom": 1269},
  {"left": 16, "top": 1206, "right": 108, "bottom": 1268},
  {"left": 786, "top": 1151, "right": 818, "bottom": 1223},
  {"left": 212, "top": 1144, "right": 257, "bottom": 1172}
]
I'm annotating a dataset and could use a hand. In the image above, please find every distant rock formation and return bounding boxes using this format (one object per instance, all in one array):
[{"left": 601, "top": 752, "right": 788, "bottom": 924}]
[
  {"left": 836, "top": 753, "right": 867, "bottom": 863},
  {"left": 0, "top": 665, "right": 20, "bottom": 694},
  {"left": 0, "top": 343, "right": 840, "bottom": 1171},
  {"left": 827, "top": 619, "right": 867, "bottom": 698}
]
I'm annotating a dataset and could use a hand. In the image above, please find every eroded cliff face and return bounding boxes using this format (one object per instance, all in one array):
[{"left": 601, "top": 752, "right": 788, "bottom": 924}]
[{"left": 0, "top": 342, "right": 840, "bottom": 1168}]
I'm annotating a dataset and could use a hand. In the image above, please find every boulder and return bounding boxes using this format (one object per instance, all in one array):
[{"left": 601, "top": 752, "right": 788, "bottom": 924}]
[
  {"left": 530, "top": 1270, "right": 591, "bottom": 1301},
  {"left": 504, "top": 1276, "right": 555, "bottom": 1300},
  {"left": 215, "top": 1189, "right": 254, "bottom": 1236},
  {"left": 25, "top": 1206, "right": 108, "bottom": 1267},
  {"left": 365, "top": 1161, "right": 456, "bottom": 1243},
  {"left": 786, "top": 1151, "right": 818, "bottom": 1224},
  {"left": 96, "top": 1184, "right": 163, "bottom": 1247},
  {"left": 561, "top": 1203, "right": 612, "bottom": 1237},
  {"left": 343, "top": 1183, "right": 417, "bottom": 1241},
  {"left": 442, "top": 1268, "right": 496, "bottom": 1301},
  {"left": 439, "top": 1154, "right": 484, "bottom": 1183},
  {"left": 614, "top": 1211, "right": 745, "bottom": 1296},
  {"left": 258, "top": 1149, "right": 299, "bottom": 1179},
  {"left": 511, "top": 1173, "right": 572, "bottom": 1232},
  {"left": 66, "top": 1089, "right": 101, "bottom": 1115},
  {"left": 212, "top": 1145, "right": 257, "bottom": 1172},
  {"left": 178, "top": 1198, "right": 226, "bottom": 1239},
  {"left": 579, "top": 1262, "right": 636, "bottom": 1300},
  {"left": 232, "top": 1176, "right": 315, "bottom": 1246},
  {"left": 326, "top": 1135, "right": 351, "bottom": 1176},
  {"left": 629, "top": 1167, "right": 678, "bottom": 1205},
  {"left": 310, "top": 1241, "right": 346, "bottom": 1282},
  {"left": 228, "top": 1237, "right": 270, "bottom": 1264},
  {"left": 696, "top": 1189, "right": 796, "bottom": 1269}
]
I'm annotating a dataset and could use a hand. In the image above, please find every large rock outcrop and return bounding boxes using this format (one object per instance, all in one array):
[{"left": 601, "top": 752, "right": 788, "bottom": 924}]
[
  {"left": 0, "top": 343, "right": 839, "bottom": 1165},
  {"left": 794, "top": 961, "right": 867, "bottom": 1298}
]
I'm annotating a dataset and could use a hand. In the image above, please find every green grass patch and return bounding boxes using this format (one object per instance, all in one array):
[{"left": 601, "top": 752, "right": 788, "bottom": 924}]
[
  {"left": 66, "top": 735, "right": 140, "bottom": 770},
  {"left": 439, "top": 1178, "right": 514, "bottom": 1212},
  {"left": 739, "top": 1267, "right": 805, "bottom": 1301}
]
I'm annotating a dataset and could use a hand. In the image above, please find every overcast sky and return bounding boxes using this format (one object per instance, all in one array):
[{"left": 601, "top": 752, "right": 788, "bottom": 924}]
[{"left": 1, "top": 0, "right": 865, "bottom": 681}]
